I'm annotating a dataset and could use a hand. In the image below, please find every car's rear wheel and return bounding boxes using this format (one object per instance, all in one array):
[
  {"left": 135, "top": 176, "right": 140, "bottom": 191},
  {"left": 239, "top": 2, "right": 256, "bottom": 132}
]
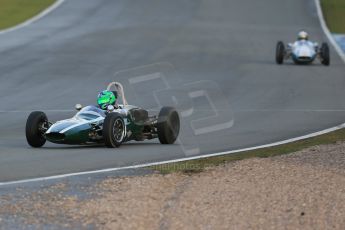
[
  {"left": 320, "top": 42, "right": 330, "bottom": 66},
  {"left": 276, "top": 41, "right": 285, "bottom": 64},
  {"left": 103, "top": 113, "right": 125, "bottom": 148},
  {"left": 26, "top": 111, "right": 48, "bottom": 148},
  {"left": 157, "top": 107, "right": 180, "bottom": 144}
]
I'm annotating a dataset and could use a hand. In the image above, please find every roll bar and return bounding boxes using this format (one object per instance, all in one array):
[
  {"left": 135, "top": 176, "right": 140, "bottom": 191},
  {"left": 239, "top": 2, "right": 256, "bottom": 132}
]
[{"left": 106, "top": 82, "right": 128, "bottom": 105}]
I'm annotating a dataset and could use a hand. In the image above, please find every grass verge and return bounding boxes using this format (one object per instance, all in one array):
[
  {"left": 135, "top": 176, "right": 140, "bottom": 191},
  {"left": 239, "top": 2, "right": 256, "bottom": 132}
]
[
  {"left": 0, "top": 0, "right": 56, "bottom": 30},
  {"left": 150, "top": 128, "right": 345, "bottom": 174},
  {"left": 321, "top": 0, "right": 345, "bottom": 33}
]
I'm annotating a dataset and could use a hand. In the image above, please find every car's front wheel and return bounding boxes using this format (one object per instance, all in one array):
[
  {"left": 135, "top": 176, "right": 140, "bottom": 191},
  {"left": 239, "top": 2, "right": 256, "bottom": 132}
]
[
  {"left": 26, "top": 111, "right": 48, "bottom": 148},
  {"left": 320, "top": 42, "right": 330, "bottom": 66},
  {"left": 276, "top": 41, "right": 285, "bottom": 64},
  {"left": 103, "top": 113, "right": 126, "bottom": 148},
  {"left": 157, "top": 107, "right": 180, "bottom": 144}
]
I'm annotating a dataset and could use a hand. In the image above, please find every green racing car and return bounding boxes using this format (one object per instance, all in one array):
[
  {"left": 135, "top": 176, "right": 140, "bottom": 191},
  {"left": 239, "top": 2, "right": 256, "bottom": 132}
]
[{"left": 25, "top": 82, "right": 180, "bottom": 148}]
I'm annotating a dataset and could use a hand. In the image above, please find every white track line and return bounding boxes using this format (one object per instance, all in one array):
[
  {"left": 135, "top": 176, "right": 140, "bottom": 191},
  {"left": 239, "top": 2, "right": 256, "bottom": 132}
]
[
  {"left": 1, "top": 122, "right": 345, "bottom": 186},
  {"left": 314, "top": 0, "right": 345, "bottom": 62},
  {"left": 1, "top": 0, "right": 345, "bottom": 186},
  {"left": 0, "top": 0, "right": 65, "bottom": 35}
]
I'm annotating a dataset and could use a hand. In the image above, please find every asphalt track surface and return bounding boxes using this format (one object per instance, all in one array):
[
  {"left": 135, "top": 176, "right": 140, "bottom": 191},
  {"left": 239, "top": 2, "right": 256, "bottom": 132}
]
[{"left": 0, "top": 0, "right": 345, "bottom": 182}]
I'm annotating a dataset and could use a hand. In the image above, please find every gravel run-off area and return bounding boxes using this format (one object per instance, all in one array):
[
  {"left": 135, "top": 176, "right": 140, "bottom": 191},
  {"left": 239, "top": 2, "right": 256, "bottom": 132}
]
[{"left": 1, "top": 142, "right": 345, "bottom": 229}]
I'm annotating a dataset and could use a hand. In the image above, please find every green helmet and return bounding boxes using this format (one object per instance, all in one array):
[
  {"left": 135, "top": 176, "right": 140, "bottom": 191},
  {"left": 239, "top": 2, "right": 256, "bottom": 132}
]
[{"left": 97, "top": 90, "right": 116, "bottom": 109}]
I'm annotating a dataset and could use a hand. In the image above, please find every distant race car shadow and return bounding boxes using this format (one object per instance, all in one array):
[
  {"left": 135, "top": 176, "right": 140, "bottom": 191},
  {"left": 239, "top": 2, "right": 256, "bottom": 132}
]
[{"left": 281, "top": 62, "right": 325, "bottom": 67}]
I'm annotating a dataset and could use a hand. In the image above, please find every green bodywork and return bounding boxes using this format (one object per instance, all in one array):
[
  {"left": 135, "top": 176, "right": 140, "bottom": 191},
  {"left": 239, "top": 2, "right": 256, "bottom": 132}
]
[
  {"left": 45, "top": 123, "right": 92, "bottom": 144},
  {"left": 44, "top": 106, "right": 148, "bottom": 145}
]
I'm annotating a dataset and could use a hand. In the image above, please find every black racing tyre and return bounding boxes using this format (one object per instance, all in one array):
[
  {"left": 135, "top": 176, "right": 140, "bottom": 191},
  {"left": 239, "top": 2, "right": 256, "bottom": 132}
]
[
  {"left": 320, "top": 42, "right": 330, "bottom": 66},
  {"left": 157, "top": 107, "right": 180, "bottom": 144},
  {"left": 276, "top": 41, "right": 285, "bottom": 64},
  {"left": 25, "top": 111, "right": 48, "bottom": 148},
  {"left": 103, "top": 112, "right": 126, "bottom": 148}
]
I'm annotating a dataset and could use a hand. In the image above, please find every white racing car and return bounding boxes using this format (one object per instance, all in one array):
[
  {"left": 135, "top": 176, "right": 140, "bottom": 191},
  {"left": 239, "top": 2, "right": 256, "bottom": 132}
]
[{"left": 276, "top": 31, "right": 330, "bottom": 66}]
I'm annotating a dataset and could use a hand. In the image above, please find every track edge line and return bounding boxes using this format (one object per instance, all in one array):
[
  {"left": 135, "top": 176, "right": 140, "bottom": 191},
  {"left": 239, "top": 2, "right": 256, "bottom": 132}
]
[
  {"left": 314, "top": 0, "right": 345, "bottom": 62},
  {"left": 1, "top": 122, "right": 345, "bottom": 186}
]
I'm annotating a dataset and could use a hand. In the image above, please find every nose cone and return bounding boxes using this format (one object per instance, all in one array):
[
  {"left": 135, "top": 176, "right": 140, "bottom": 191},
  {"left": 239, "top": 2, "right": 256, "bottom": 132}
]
[
  {"left": 45, "top": 132, "right": 66, "bottom": 142},
  {"left": 45, "top": 120, "right": 79, "bottom": 144},
  {"left": 45, "top": 120, "right": 91, "bottom": 144},
  {"left": 298, "top": 46, "right": 313, "bottom": 57},
  {"left": 47, "top": 121, "right": 79, "bottom": 133}
]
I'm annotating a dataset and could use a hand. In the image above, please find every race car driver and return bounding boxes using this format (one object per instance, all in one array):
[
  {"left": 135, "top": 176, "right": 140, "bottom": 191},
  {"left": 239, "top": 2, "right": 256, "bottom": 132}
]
[
  {"left": 293, "top": 30, "right": 316, "bottom": 49},
  {"left": 297, "top": 31, "right": 309, "bottom": 41}
]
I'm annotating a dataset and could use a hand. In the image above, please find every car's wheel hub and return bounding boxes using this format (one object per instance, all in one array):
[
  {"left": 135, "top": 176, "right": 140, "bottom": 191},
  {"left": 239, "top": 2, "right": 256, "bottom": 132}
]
[{"left": 113, "top": 118, "right": 125, "bottom": 142}]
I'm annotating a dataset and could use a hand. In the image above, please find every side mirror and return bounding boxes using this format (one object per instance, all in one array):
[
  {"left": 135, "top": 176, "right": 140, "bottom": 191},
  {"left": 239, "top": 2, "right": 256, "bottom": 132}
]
[
  {"left": 75, "top": 104, "right": 83, "bottom": 111},
  {"left": 107, "top": 105, "right": 115, "bottom": 112}
]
